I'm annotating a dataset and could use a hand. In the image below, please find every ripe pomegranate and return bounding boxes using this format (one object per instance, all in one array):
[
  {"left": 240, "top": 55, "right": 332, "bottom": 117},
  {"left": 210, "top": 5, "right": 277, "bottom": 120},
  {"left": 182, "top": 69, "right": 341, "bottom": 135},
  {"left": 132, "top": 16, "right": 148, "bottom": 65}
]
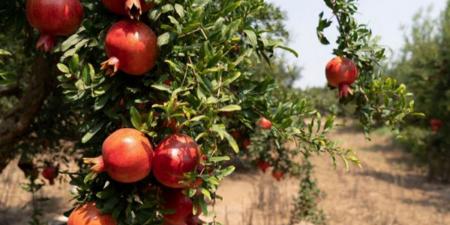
[
  {"left": 68, "top": 202, "right": 117, "bottom": 225},
  {"left": 102, "top": 20, "right": 158, "bottom": 76},
  {"left": 430, "top": 119, "right": 443, "bottom": 132},
  {"left": 85, "top": 128, "right": 154, "bottom": 183},
  {"left": 26, "top": 0, "right": 84, "bottom": 52},
  {"left": 42, "top": 165, "right": 59, "bottom": 185},
  {"left": 153, "top": 134, "right": 200, "bottom": 188},
  {"left": 102, "top": 0, "right": 154, "bottom": 19},
  {"left": 325, "top": 56, "right": 359, "bottom": 98},
  {"left": 186, "top": 214, "right": 203, "bottom": 225},
  {"left": 256, "top": 117, "right": 272, "bottom": 129},
  {"left": 162, "top": 189, "right": 193, "bottom": 225},
  {"left": 257, "top": 161, "right": 270, "bottom": 173},
  {"left": 230, "top": 130, "right": 242, "bottom": 141},
  {"left": 272, "top": 170, "right": 284, "bottom": 181},
  {"left": 242, "top": 138, "right": 251, "bottom": 151}
]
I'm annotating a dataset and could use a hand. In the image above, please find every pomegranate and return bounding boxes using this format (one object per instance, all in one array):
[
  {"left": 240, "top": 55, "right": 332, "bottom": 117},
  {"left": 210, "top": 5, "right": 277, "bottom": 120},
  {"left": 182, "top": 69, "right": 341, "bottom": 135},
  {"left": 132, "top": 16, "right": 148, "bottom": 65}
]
[
  {"left": 186, "top": 214, "right": 203, "bottom": 225},
  {"left": 242, "top": 138, "right": 251, "bottom": 151},
  {"left": 153, "top": 134, "right": 200, "bottom": 188},
  {"left": 272, "top": 170, "right": 284, "bottom": 181},
  {"left": 257, "top": 161, "right": 270, "bottom": 173},
  {"left": 102, "top": 20, "right": 158, "bottom": 76},
  {"left": 68, "top": 202, "right": 117, "bottom": 225},
  {"left": 230, "top": 130, "right": 242, "bottom": 141},
  {"left": 102, "top": 0, "right": 154, "bottom": 19},
  {"left": 85, "top": 128, "right": 154, "bottom": 183},
  {"left": 26, "top": 0, "right": 84, "bottom": 52},
  {"left": 430, "top": 118, "right": 443, "bottom": 132},
  {"left": 325, "top": 56, "right": 359, "bottom": 98},
  {"left": 42, "top": 165, "right": 59, "bottom": 185},
  {"left": 256, "top": 117, "right": 272, "bottom": 129},
  {"left": 162, "top": 189, "right": 193, "bottom": 225}
]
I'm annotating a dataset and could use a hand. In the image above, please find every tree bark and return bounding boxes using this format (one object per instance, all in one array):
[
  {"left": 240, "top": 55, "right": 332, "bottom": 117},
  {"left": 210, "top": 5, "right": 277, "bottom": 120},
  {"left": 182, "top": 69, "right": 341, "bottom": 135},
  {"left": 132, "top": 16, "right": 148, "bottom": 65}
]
[{"left": 0, "top": 56, "right": 56, "bottom": 173}]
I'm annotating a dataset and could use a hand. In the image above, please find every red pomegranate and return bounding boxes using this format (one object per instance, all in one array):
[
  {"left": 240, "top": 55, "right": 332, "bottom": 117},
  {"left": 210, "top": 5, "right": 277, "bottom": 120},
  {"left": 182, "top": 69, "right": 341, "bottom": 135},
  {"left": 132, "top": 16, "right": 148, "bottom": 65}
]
[
  {"left": 230, "top": 130, "right": 241, "bottom": 140},
  {"left": 186, "top": 214, "right": 203, "bottom": 225},
  {"left": 68, "top": 202, "right": 117, "bottom": 225},
  {"left": 256, "top": 117, "right": 272, "bottom": 129},
  {"left": 42, "top": 165, "right": 59, "bottom": 185},
  {"left": 85, "top": 128, "right": 154, "bottom": 183},
  {"left": 257, "top": 161, "right": 270, "bottom": 173},
  {"left": 162, "top": 189, "right": 193, "bottom": 225},
  {"left": 242, "top": 138, "right": 251, "bottom": 151},
  {"left": 430, "top": 118, "right": 443, "bottom": 132},
  {"left": 26, "top": 0, "right": 84, "bottom": 52},
  {"left": 102, "top": 0, "right": 154, "bottom": 19},
  {"left": 153, "top": 134, "right": 200, "bottom": 188},
  {"left": 325, "top": 56, "right": 359, "bottom": 98},
  {"left": 272, "top": 170, "right": 284, "bottom": 181},
  {"left": 102, "top": 20, "right": 158, "bottom": 76}
]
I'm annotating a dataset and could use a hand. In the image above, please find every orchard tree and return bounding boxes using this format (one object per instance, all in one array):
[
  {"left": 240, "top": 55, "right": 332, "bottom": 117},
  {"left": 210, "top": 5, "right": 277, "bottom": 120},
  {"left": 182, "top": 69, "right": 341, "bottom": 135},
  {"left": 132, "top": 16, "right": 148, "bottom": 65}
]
[
  {"left": 0, "top": 0, "right": 416, "bottom": 224},
  {"left": 390, "top": 2, "right": 450, "bottom": 182}
]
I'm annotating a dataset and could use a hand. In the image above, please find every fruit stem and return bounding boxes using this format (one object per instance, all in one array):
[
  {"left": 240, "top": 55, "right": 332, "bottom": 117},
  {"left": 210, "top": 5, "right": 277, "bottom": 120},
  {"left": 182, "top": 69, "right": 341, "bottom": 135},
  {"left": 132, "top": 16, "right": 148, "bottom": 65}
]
[
  {"left": 36, "top": 34, "right": 56, "bottom": 52},
  {"left": 125, "top": 0, "right": 142, "bottom": 20},
  {"left": 83, "top": 156, "right": 105, "bottom": 173},
  {"left": 101, "top": 57, "right": 120, "bottom": 76},
  {"left": 338, "top": 83, "right": 353, "bottom": 98}
]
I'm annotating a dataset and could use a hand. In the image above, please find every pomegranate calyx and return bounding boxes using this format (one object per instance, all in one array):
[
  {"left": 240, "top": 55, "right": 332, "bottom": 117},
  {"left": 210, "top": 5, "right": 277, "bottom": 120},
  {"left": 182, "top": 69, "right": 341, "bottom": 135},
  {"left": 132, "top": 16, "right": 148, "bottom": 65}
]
[
  {"left": 83, "top": 156, "right": 105, "bottom": 173},
  {"left": 36, "top": 34, "right": 56, "bottom": 52},
  {"left": 101, "top": 57, "right": 120, "bottom": 76},
  {"left": 125, "top": 0, "right": 143, "bottom": 20},
  {"left": 338, "top": 83, "right": 353, "bottom": 98}
]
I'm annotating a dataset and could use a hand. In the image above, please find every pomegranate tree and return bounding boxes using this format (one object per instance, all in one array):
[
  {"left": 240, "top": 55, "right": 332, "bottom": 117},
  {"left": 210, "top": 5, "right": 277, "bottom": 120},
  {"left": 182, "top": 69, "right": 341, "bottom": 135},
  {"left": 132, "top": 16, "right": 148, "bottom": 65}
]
[
  {"left": 0, "top": 0, "right": 419, "bottom": 224},
  {"left": 26, "top": 0, "right": 84, "bottom": 51}
]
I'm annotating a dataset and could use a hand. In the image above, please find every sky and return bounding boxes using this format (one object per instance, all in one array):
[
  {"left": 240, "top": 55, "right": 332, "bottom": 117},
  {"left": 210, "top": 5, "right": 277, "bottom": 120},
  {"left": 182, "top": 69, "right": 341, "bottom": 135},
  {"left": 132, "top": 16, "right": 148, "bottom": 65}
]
[{"left": 267, "top": 0, "right": 447, "bottom": 88}]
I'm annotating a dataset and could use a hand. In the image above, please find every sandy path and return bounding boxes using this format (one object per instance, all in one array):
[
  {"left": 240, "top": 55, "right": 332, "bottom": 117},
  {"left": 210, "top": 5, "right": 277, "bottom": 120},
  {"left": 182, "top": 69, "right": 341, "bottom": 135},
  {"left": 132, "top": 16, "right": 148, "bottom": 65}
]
[{"left": 212, "top": 126, "right": 450, "bottom": 225}]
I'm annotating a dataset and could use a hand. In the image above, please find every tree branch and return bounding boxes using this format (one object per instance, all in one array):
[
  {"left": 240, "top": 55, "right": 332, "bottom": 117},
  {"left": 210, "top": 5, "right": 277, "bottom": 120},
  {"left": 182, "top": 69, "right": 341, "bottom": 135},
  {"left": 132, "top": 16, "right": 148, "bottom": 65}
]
[
  {"left": 0, "top": 56, "right": 56, "bottom": 173},
  {"left": 0, "top": 84, "right": 21, "bottom": 96}
]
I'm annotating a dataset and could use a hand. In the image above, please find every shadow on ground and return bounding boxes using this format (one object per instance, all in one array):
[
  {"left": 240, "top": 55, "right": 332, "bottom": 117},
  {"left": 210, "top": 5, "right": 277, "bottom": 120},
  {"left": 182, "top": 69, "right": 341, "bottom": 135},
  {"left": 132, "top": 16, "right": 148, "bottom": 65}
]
[{"left": 0, "top": 197, "right": 66, "bottom": 225}]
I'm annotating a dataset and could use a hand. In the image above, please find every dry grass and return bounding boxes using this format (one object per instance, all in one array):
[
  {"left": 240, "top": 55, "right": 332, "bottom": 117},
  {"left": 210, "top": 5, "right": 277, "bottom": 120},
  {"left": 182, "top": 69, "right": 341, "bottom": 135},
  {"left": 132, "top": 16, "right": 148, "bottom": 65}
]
[{"left": 1, "top": 121, "right": 449, "bottom": 225}]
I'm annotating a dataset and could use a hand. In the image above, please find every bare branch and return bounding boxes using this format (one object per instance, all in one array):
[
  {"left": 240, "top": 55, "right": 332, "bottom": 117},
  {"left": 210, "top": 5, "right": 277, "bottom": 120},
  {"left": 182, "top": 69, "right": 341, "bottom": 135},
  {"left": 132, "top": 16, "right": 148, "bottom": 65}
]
[{"left": 0, "top": 56, "right": 56, "bottom": 172}]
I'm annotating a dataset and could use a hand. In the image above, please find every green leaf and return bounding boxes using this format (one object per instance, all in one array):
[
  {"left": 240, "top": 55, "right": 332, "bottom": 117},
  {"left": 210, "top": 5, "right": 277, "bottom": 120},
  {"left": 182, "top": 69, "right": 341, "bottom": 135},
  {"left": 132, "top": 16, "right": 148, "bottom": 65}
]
[
  {"left": 151, "top": 84, "right": 172, "bottom": 93},
  {"left": 209, "top": 156, "right": 230, "bottom": 163},
  {"left": 158, "top": 32, "right": 173, "bottom": 47},
  {"left": 218, "top": 105, "right": 241, "bottom": 112},
  {"left": 130, "top": 106, "right": 143, "bottom": 130},
  {"left": 81, "top": 122, "right": 105, "bottom": 143},
  {"left": 57, "top": 63, "right": 70, "bottom": 74},
  {"left": 174, "top": 4, "right": 185, "bottom": 18},
  {"left": 243, "top": 29, "right": 258, "bottom": 47}
]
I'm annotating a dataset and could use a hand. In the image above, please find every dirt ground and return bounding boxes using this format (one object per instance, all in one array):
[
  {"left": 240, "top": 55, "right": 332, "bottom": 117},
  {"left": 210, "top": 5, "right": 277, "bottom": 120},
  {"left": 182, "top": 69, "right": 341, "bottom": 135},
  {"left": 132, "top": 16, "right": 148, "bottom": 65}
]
[{"left": 1, "top": 123, "right": 449, "bottom": 225}]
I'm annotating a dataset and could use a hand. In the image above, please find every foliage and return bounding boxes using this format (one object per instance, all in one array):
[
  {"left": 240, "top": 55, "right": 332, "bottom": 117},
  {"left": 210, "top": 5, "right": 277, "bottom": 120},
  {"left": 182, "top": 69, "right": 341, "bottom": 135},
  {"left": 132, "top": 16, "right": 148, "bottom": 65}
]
[
  {"left": 389, "top": 2, "right": 450, "bottom": 182},
  {"left": 0, "top": 0, "right": 419, "bottom": 224},
  {"left": 318, "top": 0, "right": 416, "bottom": 134}
]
